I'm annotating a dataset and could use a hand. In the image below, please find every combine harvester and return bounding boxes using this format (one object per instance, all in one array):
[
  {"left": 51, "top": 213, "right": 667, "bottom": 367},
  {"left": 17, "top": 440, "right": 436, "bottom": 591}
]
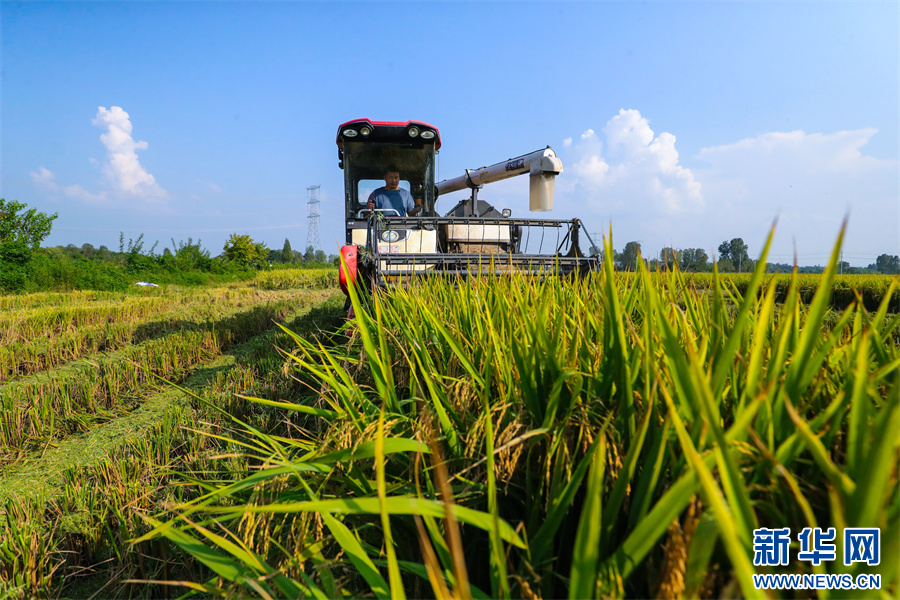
[{"left": 336, "top": 119, "right": 598, "bottom": 293}]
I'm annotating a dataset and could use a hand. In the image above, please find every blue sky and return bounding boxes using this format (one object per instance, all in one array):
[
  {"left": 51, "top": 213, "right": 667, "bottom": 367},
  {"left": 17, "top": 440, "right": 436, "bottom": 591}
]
[{"left": 2, "top": 1, "right": 898, "bottom": 266}]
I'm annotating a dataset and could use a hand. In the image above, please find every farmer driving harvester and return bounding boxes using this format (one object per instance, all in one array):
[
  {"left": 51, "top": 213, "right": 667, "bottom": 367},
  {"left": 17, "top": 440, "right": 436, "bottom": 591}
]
[
  {"left": 336, "top": 118, "right": 598, "bottom": 294},
  {"left": 365, "top": 165, "right": 422, "bottom": 216}
]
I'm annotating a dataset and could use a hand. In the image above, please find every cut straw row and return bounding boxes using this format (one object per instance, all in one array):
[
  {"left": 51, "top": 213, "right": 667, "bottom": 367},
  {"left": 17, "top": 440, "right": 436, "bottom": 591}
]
[
  {"left": 0, "top": 288, "right": 316, "bottom": 382},
  {"left": 0, "top": 291, "right": 335, "bottom": 461},
  {"left": 0, "top": 294, "right": 346, "bottom": 598}
]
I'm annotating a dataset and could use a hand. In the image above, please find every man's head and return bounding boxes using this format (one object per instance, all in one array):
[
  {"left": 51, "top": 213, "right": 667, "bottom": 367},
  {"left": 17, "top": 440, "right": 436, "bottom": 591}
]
[{"left": 383, "top": 166, "right": 401, "bottom": 190}]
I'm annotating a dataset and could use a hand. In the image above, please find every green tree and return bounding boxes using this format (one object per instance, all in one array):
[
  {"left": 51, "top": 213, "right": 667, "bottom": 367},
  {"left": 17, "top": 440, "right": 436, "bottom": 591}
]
[
  {"left": 718, "top": 238, "right": 751, "bottom": 272},
  {"left": 680, "top": 248, "right": 709, "bottom": 272},
  {"left": 304, "top": 245, "right": 315, "bottom": 264},
  {"left": 659, "top": 247, "right": 680, "bottom": 270},
  {"left": 282, "top": 238, "right": 293, "bottom": 264},
  {"left": 160, "top": 247, "right": 176, "bottom": 271},
  {"left": 0, "top": 199, "right": 58, "bottom": 249},
  {"left": 172, "top": 238, "right": 211, "bottom": 271},
  {"left": 0, "top": 239, "right": 33, "bottom": 291},
  {"left": 0, "top": 199, "right": 58, "bottom": 291},
  {"left": 717, "top": 258, "right": 735, "bottom": 273},
  {"left": 224, "top": 233, "right": 268, "bottom": 269},
  {"left": 729, "top": 238, "right": 750, "bottom": 272},
  {"left": 121, "top": 233, "right": 156, "bottom": 274},
  {"left": 617, "top": 241, "right": 642, "bottom": 271},
  {"left": 717, "top": 240, "right": 731, "bottom": 262},
  {"left": 875, "top": 253, "right": 900, "bottom": 274}
]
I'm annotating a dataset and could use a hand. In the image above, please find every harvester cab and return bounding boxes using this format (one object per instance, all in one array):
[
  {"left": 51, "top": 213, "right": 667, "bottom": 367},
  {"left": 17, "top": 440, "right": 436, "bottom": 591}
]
[
  {"left": 337, "top": 118, "right": 597, "bottom": 294},
  {"left": 338, "top": 119, "right": 440, "bottom": 240}
]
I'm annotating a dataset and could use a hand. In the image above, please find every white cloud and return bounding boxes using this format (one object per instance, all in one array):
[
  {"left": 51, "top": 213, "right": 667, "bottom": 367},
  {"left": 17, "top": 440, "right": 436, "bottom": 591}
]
[
  {"left": 92, "top": 106, "right": 167, "bottom": 198},
  {"left": 561, "top": 109, "right": 702, "bottom": 217},
  {"left": 62, "top": 184, "right": 108, "bottom": 204},
  {"left": 694, "top": 128, "right": 898, "bottom": 264},
  {"left": 551, "top": 112, "right": 896, "bottom": 266},
  {"left": 32, "top": 106, "right": 169, "bottom": 211},
  {"left": 198, "top": 180, "right": 222, "bottom": 193},
  {"left": 31, "top": 166, "right": 57, "bottom": 190},
  {"left": 30, "top": 167, "right": 109, "bottom": 204}
]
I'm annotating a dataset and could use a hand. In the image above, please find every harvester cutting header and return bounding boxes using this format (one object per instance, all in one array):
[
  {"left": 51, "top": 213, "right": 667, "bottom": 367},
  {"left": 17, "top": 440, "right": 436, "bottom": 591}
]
[{"left": 336, "top": 118, "right": 597, "bottom": 291}]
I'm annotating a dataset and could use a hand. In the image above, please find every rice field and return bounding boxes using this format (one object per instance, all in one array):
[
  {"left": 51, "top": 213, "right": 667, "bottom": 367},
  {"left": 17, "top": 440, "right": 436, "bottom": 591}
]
[
  {"left": 0, "top": 242, "right": 898, "bottom": 599},
  {"left": 676, "top": 272, "right": 900, "bottom": 313},
  {"left": 0, "top": 270, "right": 345, "bottom": 597}
]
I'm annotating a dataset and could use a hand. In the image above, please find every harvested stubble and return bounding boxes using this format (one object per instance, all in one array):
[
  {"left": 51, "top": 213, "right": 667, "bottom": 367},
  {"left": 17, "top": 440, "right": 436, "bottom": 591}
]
[
  {"left": 0, "top": 288, "right": 167, "bottom": 312},
  {"left": 0, "top": 286, "right": 270, "bottom": 344},
  {"left": 0, "top": 289, "right": 336, "bottom": 462},
  {"left": 138, "top": 227, "right": 897, "bottom": 599},
  {"left": 0, "top": 296, "right": 174, "bottom": 343},
  {"left": 0, "top": 408, "right": 232, "bottom": 598},
  {"left": 0, "top": 287, "right": 300, "bottom": 382},
  {"left": 0, "top": 294, "right": 346, "bottom": 599},
  {"left": 253, "top": 268, "right": 336, "bottom": 290}
]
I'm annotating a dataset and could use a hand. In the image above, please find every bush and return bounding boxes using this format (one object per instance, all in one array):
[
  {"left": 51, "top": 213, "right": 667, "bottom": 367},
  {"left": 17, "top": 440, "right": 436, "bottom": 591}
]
[
  {"left": 26, "top": 250, "right": 130, "bottom": 292},
  {"left": 0, "top": 239, "right": 32, "bottom": 292}
]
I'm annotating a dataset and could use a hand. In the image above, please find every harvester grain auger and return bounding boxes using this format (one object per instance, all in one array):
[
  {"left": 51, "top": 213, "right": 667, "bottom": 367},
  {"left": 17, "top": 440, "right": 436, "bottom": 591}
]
[{"left": 336, "top": 119, "right": 599, "bottom": 296}]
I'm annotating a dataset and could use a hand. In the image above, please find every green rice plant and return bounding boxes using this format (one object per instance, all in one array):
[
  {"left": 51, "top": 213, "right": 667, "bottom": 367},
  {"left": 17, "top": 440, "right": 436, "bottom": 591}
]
[
  {"left": 121, "top": 226, "right": 898, "bottom": 597},
  {"left": 0, "top": 496, "right": 63, "bottom": 598},
  {"left": 682, "top": 271, "right": 899, "bottom": 313}
]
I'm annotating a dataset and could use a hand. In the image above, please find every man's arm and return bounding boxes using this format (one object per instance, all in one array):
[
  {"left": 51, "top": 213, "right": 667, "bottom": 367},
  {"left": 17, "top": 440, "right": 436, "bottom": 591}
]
[
  {"left": 366, "top": 190, "right": 378, "bottom": 210},
  {"left": 404, "top": 190, "right": 422, "bottom": 216}
]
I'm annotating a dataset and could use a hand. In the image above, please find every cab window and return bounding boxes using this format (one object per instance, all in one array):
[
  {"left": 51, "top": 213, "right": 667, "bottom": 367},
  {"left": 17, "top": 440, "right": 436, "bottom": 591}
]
[{"left": 357, "top": 179, "right": 411, "bottom": 205}]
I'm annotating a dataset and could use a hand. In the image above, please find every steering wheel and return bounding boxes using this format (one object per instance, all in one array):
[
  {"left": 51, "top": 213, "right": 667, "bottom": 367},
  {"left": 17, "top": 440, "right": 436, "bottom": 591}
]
[{"left": 356, "top": 208, "right": 401, "bottom": 219}]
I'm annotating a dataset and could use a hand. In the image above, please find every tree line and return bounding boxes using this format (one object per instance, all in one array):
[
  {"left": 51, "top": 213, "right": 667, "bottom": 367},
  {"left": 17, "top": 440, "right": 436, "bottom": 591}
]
[
  {"left": 590, "top": 236, "right": 900, "bottom": 275},
  {"left": 3, "top": 198, "right": 899, "bottom": 293},
  {"left": 0, "top": 199, "right": 337, "bottom": 293}
]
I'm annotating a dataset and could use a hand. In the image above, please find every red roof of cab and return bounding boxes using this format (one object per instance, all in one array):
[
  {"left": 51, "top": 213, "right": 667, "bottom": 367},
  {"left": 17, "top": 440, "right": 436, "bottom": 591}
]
[{"left": 336, "top": 119, "right": 441, "bottom": 150}]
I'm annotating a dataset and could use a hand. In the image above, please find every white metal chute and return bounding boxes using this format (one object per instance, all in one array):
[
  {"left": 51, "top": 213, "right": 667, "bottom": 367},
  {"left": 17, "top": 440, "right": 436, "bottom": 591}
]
[
  {"left": 435, "top": 147, "right": 563, "bottom": 212},
  {"left": 529, "top": 172, "right": 555, "bottom": 212}
]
